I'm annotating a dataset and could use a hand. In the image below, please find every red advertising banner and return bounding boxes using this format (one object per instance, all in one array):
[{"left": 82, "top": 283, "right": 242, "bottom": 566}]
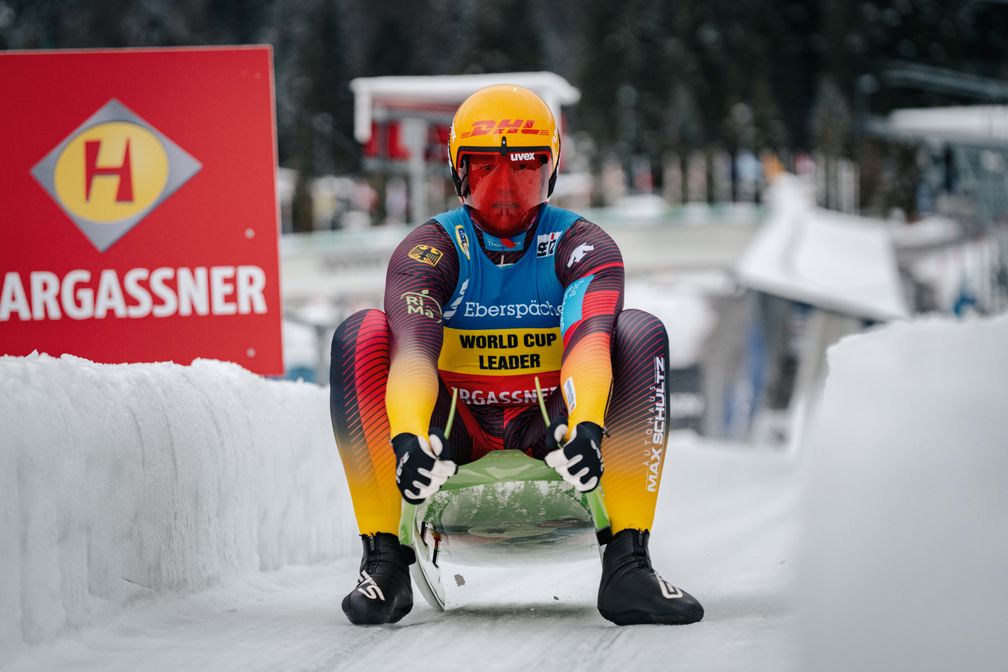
[{"left": 0, "top": 46, "right": 283, "bottom": 374}]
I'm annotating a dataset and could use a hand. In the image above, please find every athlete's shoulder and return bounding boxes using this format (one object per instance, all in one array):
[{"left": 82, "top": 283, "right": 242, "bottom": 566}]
[
  {"left": 561, "top": 215, "right": 609, "bottom": 238},
  {"left": 393, "top": 220, "right": 456, "bottom": 266},
  {"left": 538, "top": 204, "right": 586, "bottom": 230},
  {"left": 429, "top": 206, "right": 469, "bottom": 229},
  {"left": 554, "top": 217, "right": 623, "bottom": 281},
  {"left": 386, "top": 219, "right": 460, "bottom": 292},
  {"left": 555, "top": 217, "right": 620, "bottom": 255}
]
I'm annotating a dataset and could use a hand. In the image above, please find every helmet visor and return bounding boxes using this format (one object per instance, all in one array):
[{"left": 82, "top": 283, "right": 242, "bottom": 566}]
[{"left": 460, "top": 149, "right": 551, "bottom": 238}]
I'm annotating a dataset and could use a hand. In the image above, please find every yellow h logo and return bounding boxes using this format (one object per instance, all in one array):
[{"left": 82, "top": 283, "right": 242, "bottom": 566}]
[{"left": 32, "top": 100, "right": 200, "bottom": 252}]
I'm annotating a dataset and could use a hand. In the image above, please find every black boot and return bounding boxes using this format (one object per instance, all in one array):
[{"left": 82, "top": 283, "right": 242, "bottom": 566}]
[
  {"left": 342, "top": 532, "right": 415, "bottom": 625},
  {"left": 597, "top": 529, "right": 704, "bottom": 625}
]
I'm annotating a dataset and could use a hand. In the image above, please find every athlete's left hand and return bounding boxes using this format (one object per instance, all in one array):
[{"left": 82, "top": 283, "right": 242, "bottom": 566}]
[{"left": 545, "top": 419, "right": 604, "bottom": 492}]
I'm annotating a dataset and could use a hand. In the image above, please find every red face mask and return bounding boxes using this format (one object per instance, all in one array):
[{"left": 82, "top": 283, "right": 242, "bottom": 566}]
[{"left": 461, "top": 150, "right": 551, "bottom": 239}]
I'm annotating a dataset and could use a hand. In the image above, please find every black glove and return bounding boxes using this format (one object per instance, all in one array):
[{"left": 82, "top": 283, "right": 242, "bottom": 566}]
[
  {"left": 544, "top": 419, "right": 604, "bottom": 492},
  {"left": 392, "top": 429, "right": 457, "bottom": 505}
]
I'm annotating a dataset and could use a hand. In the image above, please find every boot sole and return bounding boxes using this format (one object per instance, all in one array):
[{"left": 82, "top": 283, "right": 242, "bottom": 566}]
[
  {"left": 599, "top": 608, "right": 704, "bottom": 626},
  {"left": 344, "top": 607, "right": 411, "bottom": 625},
  {"left": 342, "top": 595, "right": 413, "bottom": 625}
]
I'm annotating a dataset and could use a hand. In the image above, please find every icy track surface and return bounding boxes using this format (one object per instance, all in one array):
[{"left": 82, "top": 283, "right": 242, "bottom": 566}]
[
  {"left": 4, "top": 312, "right": 1007, "bottom": 671},
  {"left": 2, "top": 436, "right": 797, "bottom": 672}
]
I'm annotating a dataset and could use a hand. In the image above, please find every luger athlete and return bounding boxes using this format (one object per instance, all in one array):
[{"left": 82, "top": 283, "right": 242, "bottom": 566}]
[{"left": 330, "top": 84, "right": 703, "bottom": 626}]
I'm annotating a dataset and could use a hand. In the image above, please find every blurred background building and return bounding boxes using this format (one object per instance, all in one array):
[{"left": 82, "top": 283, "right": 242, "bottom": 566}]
[{"left": 5, "top": 0, "right": 1007, "bottom": 446}]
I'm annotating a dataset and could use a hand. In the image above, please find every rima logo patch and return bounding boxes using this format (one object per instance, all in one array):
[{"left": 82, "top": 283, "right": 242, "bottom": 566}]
[{"left": 31, "top": 99, "right": 201, "bottom": 252}]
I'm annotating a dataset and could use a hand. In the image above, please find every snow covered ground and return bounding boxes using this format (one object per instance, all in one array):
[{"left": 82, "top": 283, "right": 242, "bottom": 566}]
[{"left": 2, "top": 313, "right": 1006, "bottom": 671}]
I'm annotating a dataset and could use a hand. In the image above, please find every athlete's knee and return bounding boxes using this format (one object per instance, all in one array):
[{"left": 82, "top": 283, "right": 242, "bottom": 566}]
[
  {"left": 614, "top": 309, "right": 668, "bottom": 348},
  {"left": 330, "top": 309, "right": 390, "bottom": 428},
  {"left": 331, "top": 309, "right": 389, "bottom": 360}
]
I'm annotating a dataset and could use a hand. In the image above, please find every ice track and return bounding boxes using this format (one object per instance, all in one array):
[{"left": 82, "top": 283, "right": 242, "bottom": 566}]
[{"left": 2, "top": 436, "right": 799, "bottom": 672}]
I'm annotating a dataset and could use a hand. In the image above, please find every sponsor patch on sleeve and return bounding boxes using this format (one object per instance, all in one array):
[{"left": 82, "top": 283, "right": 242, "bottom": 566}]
[
  {"left": 401, "top": 289, "right": 442, "bottom": 321},
  {"left": 408, "top": 245, "right": 444, "bottom": 267},
  {"left": 454, "top": 225, "right": 470, "bottom": 260},
  {"left": 563, "top": 376, "right": 577, "bottom": 412},
  {"left": 560, "top": 274, "right": 594, "bottom": 337},
  {"left": 536, "top": 231, "right": 560, "bottom": 258}
]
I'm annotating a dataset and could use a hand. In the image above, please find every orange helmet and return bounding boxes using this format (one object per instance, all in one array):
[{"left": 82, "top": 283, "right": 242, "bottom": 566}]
[{"left": 448, "top": 84, "right": 561, "bottom": 238}]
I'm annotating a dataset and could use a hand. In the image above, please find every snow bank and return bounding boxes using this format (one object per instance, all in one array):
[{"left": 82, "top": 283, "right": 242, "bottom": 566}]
[
  {"left": 0, "top": 355, "right": 352, "bottom": 655},
  {"left": 799, "top": 314, "right": 1008, "bottom": 671},
  {"left": 736, "top": 175, "right": 909, "bottom": 321}
]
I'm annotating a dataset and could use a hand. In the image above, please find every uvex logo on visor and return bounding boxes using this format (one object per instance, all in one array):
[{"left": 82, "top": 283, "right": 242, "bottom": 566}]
[
  {"left": 32, "top": 99, "right": 201, "bottom": 252},
  {"left": 465, "top": 150, "right": 548, "bottom": 169},
  {"left": 465, "top": 152, "right": 548, "bottom": 195}
]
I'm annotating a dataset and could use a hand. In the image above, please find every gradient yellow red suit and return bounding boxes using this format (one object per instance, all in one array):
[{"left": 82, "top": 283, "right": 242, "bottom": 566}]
[{"left": 330, "top": 211, "right": 671, "bottom": 536}]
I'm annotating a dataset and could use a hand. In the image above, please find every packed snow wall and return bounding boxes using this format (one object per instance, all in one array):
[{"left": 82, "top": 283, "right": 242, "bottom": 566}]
[
  {"left": 800, "top": 314, "right": 1008, "bottom": 671},
  {"left": 0, "top": 355, "right": 352, "bottom": 651}
]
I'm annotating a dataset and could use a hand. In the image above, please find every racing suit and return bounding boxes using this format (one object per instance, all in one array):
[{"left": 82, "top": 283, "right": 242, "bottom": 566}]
[{"left": 330, "top": 205, "right": 671, "bottom": 536}]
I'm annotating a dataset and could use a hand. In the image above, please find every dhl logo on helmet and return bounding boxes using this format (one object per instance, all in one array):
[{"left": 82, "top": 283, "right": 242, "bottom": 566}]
[
  {"left": 447, "top": 85, "right": 562, "bottom": 212},
  {"left": 459, "top": 119, "right": 551, "bottom": 138}
]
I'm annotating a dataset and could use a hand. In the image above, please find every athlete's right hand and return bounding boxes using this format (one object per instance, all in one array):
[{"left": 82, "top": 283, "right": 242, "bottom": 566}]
[
  {"left": 392, "top": 429, "right": 458, "bottom": 505},
  {"left": 545, "top": 419, "right": 605, "bottom": 493}
]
